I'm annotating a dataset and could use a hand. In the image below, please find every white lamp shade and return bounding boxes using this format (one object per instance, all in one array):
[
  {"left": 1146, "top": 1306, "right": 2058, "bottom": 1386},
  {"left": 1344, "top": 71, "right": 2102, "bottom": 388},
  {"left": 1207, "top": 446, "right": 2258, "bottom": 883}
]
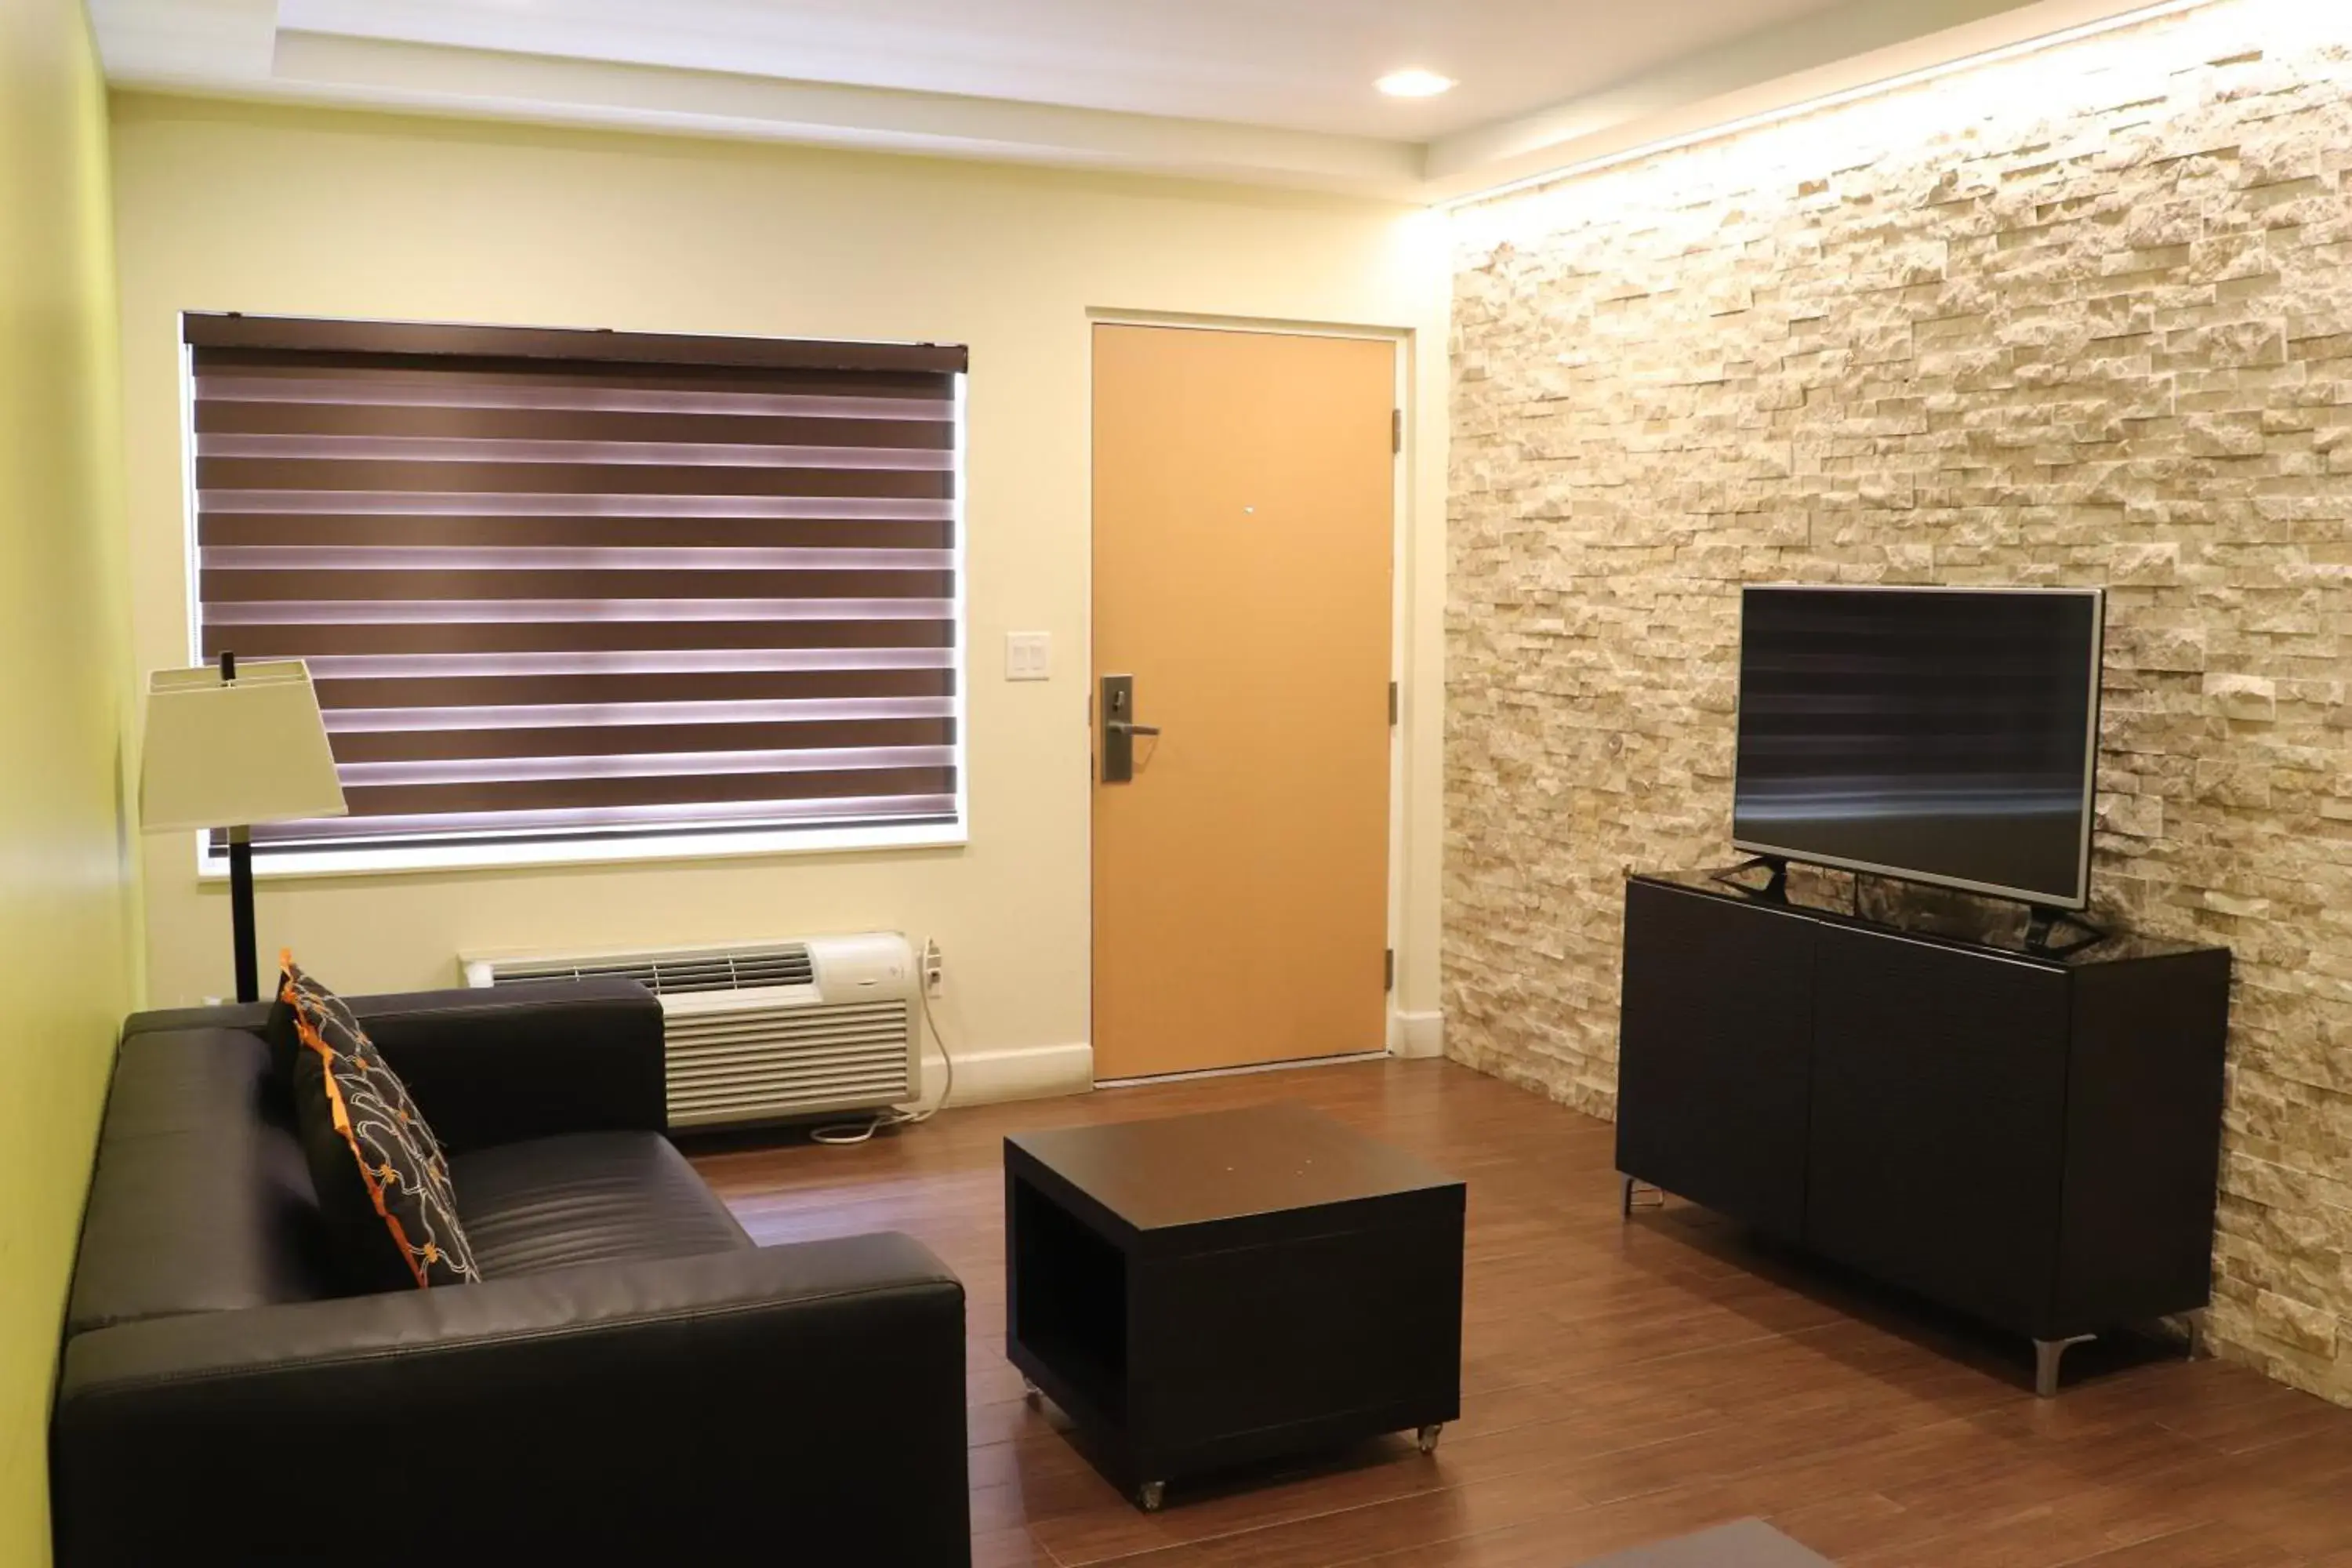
[{"left": 140, "top": 660, "right": 349, "bottom": 833}]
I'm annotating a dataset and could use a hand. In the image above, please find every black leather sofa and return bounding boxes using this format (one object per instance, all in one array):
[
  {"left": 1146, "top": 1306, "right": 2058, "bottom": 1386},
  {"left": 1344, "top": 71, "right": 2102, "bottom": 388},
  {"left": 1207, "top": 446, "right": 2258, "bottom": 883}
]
[{"left": 53, "top": 980, "right": 971, "bottom": 1566}]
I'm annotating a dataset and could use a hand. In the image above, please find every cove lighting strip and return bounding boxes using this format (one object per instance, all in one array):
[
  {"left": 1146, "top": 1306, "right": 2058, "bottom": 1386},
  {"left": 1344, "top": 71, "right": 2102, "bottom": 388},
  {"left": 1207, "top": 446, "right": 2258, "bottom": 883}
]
[{"left": 1439, "top": 0, "right": 2233, "bottom": 210}]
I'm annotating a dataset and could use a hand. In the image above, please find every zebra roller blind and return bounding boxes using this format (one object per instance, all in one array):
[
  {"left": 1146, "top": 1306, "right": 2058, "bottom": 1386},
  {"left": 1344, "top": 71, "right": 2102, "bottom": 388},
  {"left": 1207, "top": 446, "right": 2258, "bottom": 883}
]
[{"left": 184, "top": 313, "right": 965, "bottom": 855}]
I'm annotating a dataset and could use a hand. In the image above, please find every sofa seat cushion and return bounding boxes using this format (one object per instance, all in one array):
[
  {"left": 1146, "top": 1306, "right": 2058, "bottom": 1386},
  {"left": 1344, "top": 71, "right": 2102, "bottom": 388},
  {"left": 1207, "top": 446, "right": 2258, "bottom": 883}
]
[
  {"left": 68, "top": 1029, "right": 339, "bottom": 1336},
  {"left": 450, "top": 1132, "right": 750, "bottom": 1278}
]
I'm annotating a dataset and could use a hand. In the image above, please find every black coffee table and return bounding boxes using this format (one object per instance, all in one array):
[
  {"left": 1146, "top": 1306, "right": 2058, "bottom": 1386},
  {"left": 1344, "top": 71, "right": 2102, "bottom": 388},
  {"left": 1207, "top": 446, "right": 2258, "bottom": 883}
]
[{"left": 1004, "top": 1102, "right": 1465, "bottom": 1510}]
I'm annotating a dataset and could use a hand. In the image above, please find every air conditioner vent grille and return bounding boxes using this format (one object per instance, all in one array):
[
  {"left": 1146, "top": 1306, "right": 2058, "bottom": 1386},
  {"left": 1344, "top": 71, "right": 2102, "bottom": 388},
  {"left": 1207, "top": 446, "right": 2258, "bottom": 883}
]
[
  {"left": 666, "top": 1000, "right": 913, "bottom": 1127},
  {"left": 466, "top": 933, "right": 913, "bottom": 1130},
  {"left": 486, "top": 943, "right": 815, "bottom": 996}
]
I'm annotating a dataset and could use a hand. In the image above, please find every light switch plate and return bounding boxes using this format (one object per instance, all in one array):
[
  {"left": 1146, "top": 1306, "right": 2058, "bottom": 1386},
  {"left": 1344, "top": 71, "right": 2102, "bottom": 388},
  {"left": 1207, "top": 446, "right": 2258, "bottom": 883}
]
[{"left": 1005, "top": 632, "right": 1052, "bottom": 681}]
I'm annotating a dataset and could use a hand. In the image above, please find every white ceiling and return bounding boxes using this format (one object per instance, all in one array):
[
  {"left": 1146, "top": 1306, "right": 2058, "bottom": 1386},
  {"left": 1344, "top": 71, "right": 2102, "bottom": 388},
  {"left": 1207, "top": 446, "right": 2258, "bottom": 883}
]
[
  {"left": 267, "top": 0, "right": 1861, "bottom": 140},
  {"left": 89, "top": 0, "right": 2177, "bottom": 199}
]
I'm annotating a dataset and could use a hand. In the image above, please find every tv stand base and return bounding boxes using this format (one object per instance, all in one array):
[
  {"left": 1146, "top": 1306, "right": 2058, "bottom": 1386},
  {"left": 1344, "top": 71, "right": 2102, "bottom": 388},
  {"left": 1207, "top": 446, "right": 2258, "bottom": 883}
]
[
  {"left": 2024, "top": 906, "right": 2107, "bottom": 956},
  {"left": 1711, "top": 855, "right": 1789, "bottom": 902}
]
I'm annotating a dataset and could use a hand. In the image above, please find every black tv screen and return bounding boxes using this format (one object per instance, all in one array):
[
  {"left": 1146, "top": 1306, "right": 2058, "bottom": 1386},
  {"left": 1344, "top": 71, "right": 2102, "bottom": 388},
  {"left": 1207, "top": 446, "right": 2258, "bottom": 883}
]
[{"left": 1732, "top": 586, "right": 2105, "bottom": 909}]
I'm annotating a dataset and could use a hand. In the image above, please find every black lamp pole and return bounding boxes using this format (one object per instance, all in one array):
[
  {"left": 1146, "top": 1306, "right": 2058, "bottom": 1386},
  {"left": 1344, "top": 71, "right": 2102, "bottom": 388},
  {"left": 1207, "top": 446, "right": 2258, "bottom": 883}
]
[
  {"left": 229, "top": 827, "right": 259, "bottom": 1004},
  {"left": 220, "top": 650, "right": 261, "bottom": 1004}
]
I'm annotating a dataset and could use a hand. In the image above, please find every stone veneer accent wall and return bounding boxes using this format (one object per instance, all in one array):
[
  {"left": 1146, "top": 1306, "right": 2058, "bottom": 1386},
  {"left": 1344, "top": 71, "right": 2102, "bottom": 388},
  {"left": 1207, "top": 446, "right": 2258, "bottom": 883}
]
[{"left": 1446, "top": 0, "right": 2352, "bottom": 1403}]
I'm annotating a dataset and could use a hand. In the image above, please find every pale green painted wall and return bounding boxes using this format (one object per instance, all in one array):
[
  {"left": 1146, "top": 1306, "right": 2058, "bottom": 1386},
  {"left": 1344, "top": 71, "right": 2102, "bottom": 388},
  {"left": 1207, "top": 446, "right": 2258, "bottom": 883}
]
[{"left": 0, "top": 0, "right": 140, "bottom": 1561}]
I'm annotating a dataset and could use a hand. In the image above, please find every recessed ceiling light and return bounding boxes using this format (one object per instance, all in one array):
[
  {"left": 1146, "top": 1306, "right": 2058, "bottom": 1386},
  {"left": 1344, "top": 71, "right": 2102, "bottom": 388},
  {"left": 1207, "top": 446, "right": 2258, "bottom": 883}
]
[{"left": 1377, "top": 68, "right": 1456, "bottom": 99}]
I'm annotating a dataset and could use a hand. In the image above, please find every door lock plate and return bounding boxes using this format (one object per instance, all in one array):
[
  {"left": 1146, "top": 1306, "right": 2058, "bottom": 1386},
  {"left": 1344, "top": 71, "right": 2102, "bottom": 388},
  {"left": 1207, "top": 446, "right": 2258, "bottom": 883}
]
[{"left": 1100, "top": 673, "right": 1151, "bottom": 783}]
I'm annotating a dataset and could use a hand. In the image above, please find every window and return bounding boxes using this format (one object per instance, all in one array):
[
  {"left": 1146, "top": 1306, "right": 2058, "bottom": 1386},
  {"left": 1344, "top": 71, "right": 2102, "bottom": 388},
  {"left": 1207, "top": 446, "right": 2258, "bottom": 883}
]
[{"left": 183, "top": 314, "right": 965, "bottom": 869}]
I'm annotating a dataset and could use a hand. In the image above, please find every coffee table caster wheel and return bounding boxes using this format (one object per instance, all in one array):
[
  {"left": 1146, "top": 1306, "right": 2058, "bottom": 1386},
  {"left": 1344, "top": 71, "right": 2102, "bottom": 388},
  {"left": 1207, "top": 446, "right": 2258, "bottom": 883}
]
[
  {"left": 1417, "top": 1423, "right": 1444, "bottom": 1455},
  {"left": 1137, "top": 1480, "right": 1166, "bottom": 1512},
  {"left": 1021, "top": 1377, "right": 1042, "bottom": 1408}
]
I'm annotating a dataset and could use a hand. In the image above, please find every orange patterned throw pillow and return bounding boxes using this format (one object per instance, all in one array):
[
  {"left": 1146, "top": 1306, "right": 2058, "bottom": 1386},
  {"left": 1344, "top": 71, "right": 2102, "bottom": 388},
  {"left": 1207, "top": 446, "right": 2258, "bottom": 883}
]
[{"left": 279, "top": 955, "right": 481, "bottom": 1290}]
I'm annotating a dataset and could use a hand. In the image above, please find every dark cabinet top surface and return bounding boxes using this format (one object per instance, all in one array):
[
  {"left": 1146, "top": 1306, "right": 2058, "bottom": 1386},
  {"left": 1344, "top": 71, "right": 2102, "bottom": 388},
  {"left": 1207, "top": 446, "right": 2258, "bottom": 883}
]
[
  {"left": 1006, "top": 1103, "right": 1461, "bottom": 1232},
  {"left": 1632, "top": 869, "right": 2224, "bottom": 969}
]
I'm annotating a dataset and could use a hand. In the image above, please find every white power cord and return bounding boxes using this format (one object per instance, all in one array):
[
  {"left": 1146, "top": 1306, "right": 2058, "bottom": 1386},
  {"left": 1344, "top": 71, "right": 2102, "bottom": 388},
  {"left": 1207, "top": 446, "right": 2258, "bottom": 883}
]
[{"left": 810, "top": 969, "right": 956, "bottom": 1146}]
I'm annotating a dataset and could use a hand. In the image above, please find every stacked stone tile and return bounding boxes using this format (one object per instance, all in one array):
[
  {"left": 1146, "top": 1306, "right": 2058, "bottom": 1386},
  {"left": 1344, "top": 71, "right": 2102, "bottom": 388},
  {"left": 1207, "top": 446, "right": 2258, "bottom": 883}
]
[{"left": 1445, "top": 0, "right": 2352, "bottom": 1404}]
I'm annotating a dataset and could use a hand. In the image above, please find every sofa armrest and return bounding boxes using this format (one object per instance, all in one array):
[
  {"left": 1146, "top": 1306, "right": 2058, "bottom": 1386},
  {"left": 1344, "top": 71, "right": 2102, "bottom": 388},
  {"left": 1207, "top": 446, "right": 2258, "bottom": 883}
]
[
  {"left": 119, "top": 999, "right": 273, "bottom": 1041},
  {"left": 344, "top": 979, "right": 666, "bottom": 1152},
  {"left": 53, "top": 1232, "right": 970, "bottom": 1567}
]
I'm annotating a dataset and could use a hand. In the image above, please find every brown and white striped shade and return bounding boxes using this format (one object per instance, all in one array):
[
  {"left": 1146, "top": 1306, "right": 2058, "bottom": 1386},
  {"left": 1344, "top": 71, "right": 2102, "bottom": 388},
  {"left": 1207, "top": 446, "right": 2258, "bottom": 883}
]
[{"left": 184, "top": 314, "right": 965, "bottom": 854}]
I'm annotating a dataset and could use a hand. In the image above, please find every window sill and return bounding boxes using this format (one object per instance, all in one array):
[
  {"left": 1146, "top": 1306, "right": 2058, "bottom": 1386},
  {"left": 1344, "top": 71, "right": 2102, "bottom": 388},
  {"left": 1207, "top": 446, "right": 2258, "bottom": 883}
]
[{"left": 193, "top": 820, "right": 969, "bottom": 883}]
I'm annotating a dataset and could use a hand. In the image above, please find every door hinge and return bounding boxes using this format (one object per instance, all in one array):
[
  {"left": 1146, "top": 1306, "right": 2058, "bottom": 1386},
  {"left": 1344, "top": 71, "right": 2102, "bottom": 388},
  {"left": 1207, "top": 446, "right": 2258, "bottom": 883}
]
[
  {"left": 1392, "top": 408, "right": 1403, "bottom": 454},
  {"left": 1385, "top": 948, "right": 1396, "bottom": 993},
  {"left": 1388, "top": 680, "right": 1400, "bottom": 726}
]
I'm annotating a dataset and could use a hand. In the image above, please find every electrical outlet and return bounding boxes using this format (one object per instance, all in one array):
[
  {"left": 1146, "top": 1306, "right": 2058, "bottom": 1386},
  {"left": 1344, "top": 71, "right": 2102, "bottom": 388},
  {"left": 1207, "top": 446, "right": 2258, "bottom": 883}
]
[{"left": 921, "top": 938, "right": 945, "bottom": 996}]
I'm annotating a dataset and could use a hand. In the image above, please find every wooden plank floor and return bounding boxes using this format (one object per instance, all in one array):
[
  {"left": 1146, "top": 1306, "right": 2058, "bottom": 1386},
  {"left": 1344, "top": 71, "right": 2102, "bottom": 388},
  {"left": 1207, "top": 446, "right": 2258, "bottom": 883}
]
[{"left": 688, "top": 1058, "right": 2352, "bottom": 1566}]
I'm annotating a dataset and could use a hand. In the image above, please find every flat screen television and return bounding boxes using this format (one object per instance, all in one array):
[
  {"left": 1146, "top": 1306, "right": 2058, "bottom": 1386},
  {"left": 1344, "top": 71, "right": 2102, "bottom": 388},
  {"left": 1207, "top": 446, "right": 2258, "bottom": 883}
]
[{"left": 1732, "top": 585, "right": 2106, "bottom": 911}]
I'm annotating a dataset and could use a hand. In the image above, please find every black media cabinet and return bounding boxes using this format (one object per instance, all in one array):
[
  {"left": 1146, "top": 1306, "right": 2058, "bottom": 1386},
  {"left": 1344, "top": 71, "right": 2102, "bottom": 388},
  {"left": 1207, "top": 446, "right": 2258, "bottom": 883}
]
[{"left": 1616, "top": 871, "right": 2231, "bottom": 1396}]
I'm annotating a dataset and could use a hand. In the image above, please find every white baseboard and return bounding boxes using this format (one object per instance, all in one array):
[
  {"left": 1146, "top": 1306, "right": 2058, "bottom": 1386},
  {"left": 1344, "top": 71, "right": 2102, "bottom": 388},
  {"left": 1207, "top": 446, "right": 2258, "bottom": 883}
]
[
  {"left": 1392, "top": 1010, "right": 1445, "bottom": 1059},
  {"left": 1095, "top": 1051, "right": 1385, "bottom": 1089},
  {"left": 919, "top": 1040, "right": 1093, "bottom": 1107}
]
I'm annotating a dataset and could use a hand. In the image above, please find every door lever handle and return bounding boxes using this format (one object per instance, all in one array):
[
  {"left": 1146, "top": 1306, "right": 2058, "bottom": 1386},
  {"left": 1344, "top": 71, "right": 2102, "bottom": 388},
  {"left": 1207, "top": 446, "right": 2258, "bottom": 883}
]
[{"left": 1105, "top": 720, "right": 1160, "bottom": 737}]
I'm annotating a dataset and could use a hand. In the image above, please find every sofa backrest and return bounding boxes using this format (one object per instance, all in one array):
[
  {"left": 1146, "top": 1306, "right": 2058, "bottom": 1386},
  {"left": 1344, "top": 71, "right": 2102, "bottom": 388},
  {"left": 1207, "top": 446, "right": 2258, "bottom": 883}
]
[{"left": 66, "top": 1026, "right": 340, "bottom": 1337}]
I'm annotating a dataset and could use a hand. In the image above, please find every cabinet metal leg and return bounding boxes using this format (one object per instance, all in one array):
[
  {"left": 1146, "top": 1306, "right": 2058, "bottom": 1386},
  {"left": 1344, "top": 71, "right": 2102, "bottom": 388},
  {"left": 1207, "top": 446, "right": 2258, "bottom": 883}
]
[
  {"left": 1136, "top": 1480, "right": 1166, "bottom": 1512},
  {"left": 1416, "top": 1423, "right": 1444, "bottom": 1455},
  {"left": 2034, "top": 1334, "right": 2095, "bottom": 1398},
  {"left": 1021, "top": 1377, "right": 1043, "bottom": 1408},
  {"left": 1618, "top": 1174, "right": 1662, "bottom": 1218}
]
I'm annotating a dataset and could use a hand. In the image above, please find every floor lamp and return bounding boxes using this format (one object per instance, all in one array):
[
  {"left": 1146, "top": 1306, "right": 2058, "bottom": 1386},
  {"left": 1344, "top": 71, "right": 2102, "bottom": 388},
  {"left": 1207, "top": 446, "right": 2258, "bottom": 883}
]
[{"left": 140, "top": 655, "right": 348, "bottom": 1003}]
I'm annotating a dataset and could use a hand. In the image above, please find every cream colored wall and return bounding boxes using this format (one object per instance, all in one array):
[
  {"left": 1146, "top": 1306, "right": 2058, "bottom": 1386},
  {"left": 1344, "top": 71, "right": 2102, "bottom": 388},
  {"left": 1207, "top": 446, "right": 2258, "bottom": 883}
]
[
  {"left": 108, "top": 95, "right": 1450, "bottom": 1079},
  {"left": 0, "top": 2, "right": 140, "bottom": 1563}
]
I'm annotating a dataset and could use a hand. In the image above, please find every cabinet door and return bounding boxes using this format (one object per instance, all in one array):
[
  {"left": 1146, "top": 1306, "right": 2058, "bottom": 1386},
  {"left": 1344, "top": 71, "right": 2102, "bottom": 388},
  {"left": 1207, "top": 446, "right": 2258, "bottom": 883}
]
[
  {"left": 1806, "top": 926, "right": 2069, "bottom": 1334},
  {"left": 1616, "top": 881, "right": 1814, "bottom": 1240}
]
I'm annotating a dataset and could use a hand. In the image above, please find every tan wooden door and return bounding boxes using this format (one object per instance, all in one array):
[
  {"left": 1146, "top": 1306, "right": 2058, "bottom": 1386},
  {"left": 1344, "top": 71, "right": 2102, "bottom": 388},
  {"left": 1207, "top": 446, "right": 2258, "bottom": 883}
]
[{"left": 1091, "top": 324, "right": 1395, "bottom": 1080}]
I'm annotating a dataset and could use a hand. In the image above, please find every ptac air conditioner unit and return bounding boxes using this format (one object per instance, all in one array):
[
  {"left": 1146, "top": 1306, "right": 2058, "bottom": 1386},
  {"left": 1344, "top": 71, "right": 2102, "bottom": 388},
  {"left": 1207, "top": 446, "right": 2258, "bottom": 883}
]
[{"left": 462, "top": 933, "right": 918, "bottom": 1130}]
